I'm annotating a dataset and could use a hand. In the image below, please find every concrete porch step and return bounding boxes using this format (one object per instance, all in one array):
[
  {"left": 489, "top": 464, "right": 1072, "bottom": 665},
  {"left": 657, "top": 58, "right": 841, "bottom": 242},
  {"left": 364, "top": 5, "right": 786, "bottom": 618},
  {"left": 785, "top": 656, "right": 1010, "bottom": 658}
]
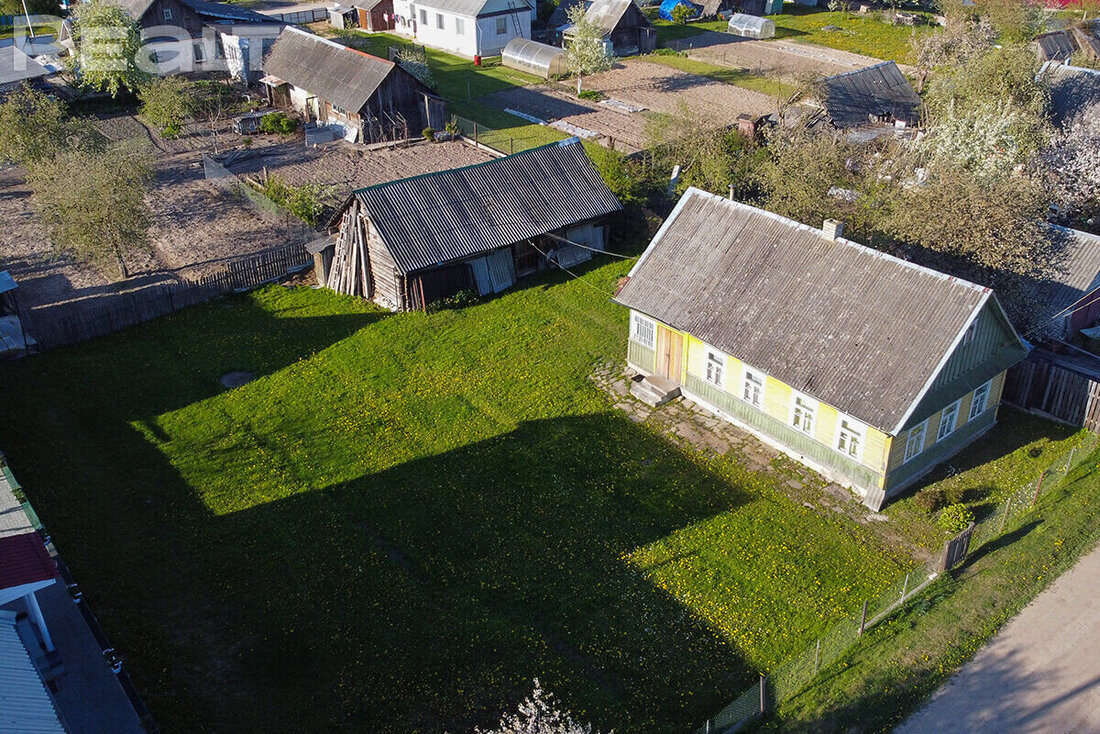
[{"left": 630, "top": 374, "right": 681, "bottom": 408}]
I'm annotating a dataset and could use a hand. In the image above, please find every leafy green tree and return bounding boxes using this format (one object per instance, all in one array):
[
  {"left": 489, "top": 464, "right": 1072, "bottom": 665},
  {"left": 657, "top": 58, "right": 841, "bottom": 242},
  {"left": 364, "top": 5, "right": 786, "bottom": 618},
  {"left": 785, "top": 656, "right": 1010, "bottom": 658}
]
[
  {"left": 754, "top": 125, "right": 862, "bottom": 228},
  {"left": 671, "top": 1, "right": 691, "bottom": 24},
  {"left": 0, "top": 85, "right": 95, "bottom": 165},
  {"left": 976, "top": 0, "right": 1040, "bottom": 43},
  {"left": 27, "top": 143, "right": 154, "bottom": 279},
  {"left": 72, "top": 0, "right": 150, "bottom": 97},
  {"left": 138, "top": 75, "right": 195, "bottom": 138},
  {"left": 565, "top": 3, "right": 612, "bottom": 93}
]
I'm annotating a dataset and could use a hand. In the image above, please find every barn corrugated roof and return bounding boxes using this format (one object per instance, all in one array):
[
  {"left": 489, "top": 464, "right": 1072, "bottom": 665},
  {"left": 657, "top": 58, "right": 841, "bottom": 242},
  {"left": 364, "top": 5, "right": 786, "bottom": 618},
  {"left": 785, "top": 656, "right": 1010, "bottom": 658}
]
[
  {"left": 1041, "top": 61, "right": 1100, "bottom": 128},
  {"left": 584, "top": 0, "right": 647, "bottom": 33},
  {"left": 615, "top": 188, "right": 996, "bottom": 433},
  {"left": 1036, "top": 30, "right": 1075, "bottom": 62},
  {"left": 349, "top": 139, "right": 621, "bottom": 274},
  {"left": 415, "top": 0, "right": 531, "bottom": 16},
  {"left": 820, "top": 61, "right": 921, "bottom": 128},
  {"left": 0, "top": 610, "right": 65, "bottom": 734},
  {"left": 262, "top": 27, "right": 398, "bottom": 112},
  {"left": 1038, "top": 226, "right": 1100, "bottom": 320}
]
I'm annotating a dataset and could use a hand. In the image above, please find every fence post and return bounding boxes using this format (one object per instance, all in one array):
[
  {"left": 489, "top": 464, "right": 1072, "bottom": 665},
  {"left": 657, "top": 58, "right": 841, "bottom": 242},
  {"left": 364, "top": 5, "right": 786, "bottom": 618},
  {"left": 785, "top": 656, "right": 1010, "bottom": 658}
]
[
  {"left": 474, "top": 122, "right": 479, "bottom": 147},
  {"left": 858, "top": 600, "right": 868, "bottom": 636},
  {"left": 510, "top": 138, "right": 514, "bottom": 155},
  {"left": 759, "top": 673, "right": 766, "bottom": 714},
  {"left": 1066, "top": 447, "right": 1076, "bottom": 473},
  {"left": 706, "top": 720, "right": 712, "bottom": 733},
  {"left": 900, "top": 572, "right": 909, "bottom": 603},
  {"left": 1032, "top": 470, "right": 1046, "bottom": 507},
  {"left": 813, "top": 638, "right": 821, "bottom": 675}
]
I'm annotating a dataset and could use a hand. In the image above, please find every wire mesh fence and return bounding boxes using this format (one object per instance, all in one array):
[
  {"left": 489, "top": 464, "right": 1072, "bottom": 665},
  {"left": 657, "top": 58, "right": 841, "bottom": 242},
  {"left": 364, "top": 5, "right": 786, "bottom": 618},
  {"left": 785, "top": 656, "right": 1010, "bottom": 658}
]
[
  {"left": 695, "top": 430, "right": 1100, "bottom": 734},
  {"left": 450, "top": 114, "right": 562, "bottom": 157}
]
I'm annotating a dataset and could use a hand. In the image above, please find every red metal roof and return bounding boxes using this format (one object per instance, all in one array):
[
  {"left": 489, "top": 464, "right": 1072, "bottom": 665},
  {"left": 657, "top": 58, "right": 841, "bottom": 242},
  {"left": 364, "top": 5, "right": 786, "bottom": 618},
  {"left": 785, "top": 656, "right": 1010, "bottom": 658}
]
[{"left": 0, "top": 532, "right": 55, "bottom": 590}]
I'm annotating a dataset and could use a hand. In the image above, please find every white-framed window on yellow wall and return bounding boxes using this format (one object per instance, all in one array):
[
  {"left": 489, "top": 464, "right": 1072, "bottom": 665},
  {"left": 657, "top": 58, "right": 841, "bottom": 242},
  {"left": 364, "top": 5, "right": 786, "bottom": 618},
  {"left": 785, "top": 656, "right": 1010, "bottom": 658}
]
[
  {"left": 742, "top": 367, "right": 763, "bottom": 408},
  {"left": 904, "top": 419, "right": 927, "bottom": 463},
  {"left": 937, "top": 399, "right": 961, "bottom": 442},
  {"left": 630, "top": 313, "right": 655, "bottom": 349},
  {"left": 969, "top": 381, "right": 991, "bottom": 420},
  {"left": 836, "top": 416, "right": 864, "bottom": 461},
  {"left": 704, "top": 347, "right": 725, "bottom": 389},
  {"left": 791, "top": 393, "right": 816, "bottom": 435}
]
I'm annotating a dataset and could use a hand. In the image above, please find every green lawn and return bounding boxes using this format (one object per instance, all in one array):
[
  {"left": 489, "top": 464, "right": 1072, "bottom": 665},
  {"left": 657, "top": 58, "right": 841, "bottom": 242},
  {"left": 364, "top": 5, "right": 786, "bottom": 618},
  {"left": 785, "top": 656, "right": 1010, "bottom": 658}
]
[
  {"left": 653, "top": 3, "right": 935, "bottom": 64},
  {"left": 760, "top": 435, "right": 1100, "bottom": 732},
  {"left": 0, "top": 259, "right": 914, "bottom": 733}
]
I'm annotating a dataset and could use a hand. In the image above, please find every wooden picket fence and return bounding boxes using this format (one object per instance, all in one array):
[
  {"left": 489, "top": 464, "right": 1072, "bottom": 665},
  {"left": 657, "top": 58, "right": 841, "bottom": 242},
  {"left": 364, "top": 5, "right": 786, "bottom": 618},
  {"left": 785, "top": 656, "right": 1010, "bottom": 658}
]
[{"left": 26, "top": 243, "right": 313, "bottom": 351}]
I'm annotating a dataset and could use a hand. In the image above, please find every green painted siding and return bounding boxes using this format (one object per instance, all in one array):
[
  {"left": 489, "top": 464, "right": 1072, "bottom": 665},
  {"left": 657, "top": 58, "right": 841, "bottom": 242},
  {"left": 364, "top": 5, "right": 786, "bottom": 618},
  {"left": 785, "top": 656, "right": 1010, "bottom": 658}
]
[
  {"left": 628, "top": 338, "right": 656, "bottom": 373},
  {"left": 683, "top": 372, "right": 882, "bottom": 491},
  {"left": 884, "top": 405, "right": 997, "bottom": 494},
  {"left": 908, "top": 301, "right": 1026, "bottom": 428}
]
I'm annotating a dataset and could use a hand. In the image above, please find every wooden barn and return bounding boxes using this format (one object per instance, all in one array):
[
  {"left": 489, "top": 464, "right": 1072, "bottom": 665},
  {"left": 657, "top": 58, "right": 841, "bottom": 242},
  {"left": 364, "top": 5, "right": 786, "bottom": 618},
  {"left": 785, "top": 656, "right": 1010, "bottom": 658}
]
[
  {"left": 322, "top": 139, "right": 622, "bottom": 311},
  {"left": 261, "top": 27, "right": 445, "bottom": 144},
  {"left": 615, "top": 188, "right": 1029, "bottom": 510},
  {"left": 330, "top": 0, "right": 396, "bottom": 32},
  {"left": 815, "top": 61, "right": 921, "bottom": 134},
  {"left": 563, "top": 0, "right": 656, "bottom": 56}
]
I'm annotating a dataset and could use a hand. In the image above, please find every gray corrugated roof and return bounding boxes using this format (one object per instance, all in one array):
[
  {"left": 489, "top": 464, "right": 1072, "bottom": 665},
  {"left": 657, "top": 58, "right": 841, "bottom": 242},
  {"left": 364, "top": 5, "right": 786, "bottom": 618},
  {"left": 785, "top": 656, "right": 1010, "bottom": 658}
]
[
  {"left": 0, "top": 46, "right": 50, "bottom": 87},
  {"left": 262, "top": 27, "right": 399, "bottom": 113},
  {"left": 415, "top": 0, "right": 531, "bottom": 16},
  {"left": 615, "top": 188, "right": 993, "bottom": 433},
  {"left": 821, "top": 61, "right": 921, "bottom": 128},
  {"left": 1041, "top": 226, "right": 1100, "bottom": 319},
  {"left": 111, "top": 0, "right": 156, "bottom": 20},
  {"left": 1036, "top": 31, "right": 1075, "bottom": 62},
  {"left": 350, "top": 139, "right": 621, "bottom": 273},
  {"left": 1041, "top": 61, "right": 1100, "bottom": 128},
  {"left": 585, "top": 0, "right": 644, "bottom": 33},
  {"left": 0, "top": 610, "right": 65, "bottom": 734},
  {"left": 182, "top": 0, "right": 274, "bottom": 22}
]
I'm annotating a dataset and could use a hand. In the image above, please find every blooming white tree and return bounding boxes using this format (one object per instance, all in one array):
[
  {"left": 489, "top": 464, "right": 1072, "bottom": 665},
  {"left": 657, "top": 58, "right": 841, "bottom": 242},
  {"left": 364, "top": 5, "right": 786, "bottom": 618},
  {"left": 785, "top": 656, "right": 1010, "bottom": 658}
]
[
  {"left": 915, "top": 101, "right": 1035, "bottom": 179},
  {"left": 473, "top": 679, "right": 606, "bottom": 734},
  {"left": 565, "top": 3, "right": 612, "bottom": 93},
  {"left": 1038, "top": 102, "right": 1100, "bottom": 225}
]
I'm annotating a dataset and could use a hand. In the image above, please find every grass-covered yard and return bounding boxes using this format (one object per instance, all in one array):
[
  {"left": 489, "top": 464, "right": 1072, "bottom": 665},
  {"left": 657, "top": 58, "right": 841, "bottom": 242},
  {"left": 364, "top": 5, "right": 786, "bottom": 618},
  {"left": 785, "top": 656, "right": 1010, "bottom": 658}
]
[
  {"left": 654, "top": 4, "right": 935, "bottom": 64},
  {"left": 0, "top": 258, "right": 918, "bottom": 733}
]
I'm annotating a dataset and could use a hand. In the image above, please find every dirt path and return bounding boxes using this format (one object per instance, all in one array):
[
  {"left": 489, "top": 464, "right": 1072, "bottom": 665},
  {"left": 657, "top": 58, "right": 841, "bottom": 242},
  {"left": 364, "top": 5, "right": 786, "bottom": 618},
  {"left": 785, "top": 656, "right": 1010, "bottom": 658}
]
[{"left": 895, "top": 541, "right": 1100, "bottom": 733}]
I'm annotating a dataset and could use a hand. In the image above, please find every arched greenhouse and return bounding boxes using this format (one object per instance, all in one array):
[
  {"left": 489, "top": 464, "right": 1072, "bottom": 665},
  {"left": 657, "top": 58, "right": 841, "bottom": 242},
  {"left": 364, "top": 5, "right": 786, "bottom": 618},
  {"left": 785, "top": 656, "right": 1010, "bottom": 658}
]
[
  {"left": 502, "top": 38, "right": 569, "bottom": 79},
  {"left": 727, "top": 12, "right": 775, "bottom": 39}
]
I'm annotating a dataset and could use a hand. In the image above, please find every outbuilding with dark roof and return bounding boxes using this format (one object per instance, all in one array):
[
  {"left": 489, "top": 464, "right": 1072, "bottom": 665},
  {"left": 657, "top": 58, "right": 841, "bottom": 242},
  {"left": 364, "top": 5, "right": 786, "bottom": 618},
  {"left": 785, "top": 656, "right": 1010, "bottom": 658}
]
[
  {"left": 261, "top": 27, "right": 444, "bottom": 144},
  {"left": 1041, "top": 60, "right": 1100, "bottom": 128},
  {"left": 615, "top": 187, "right": 1027, "bottom": 509},
  {"left": 816, "top": 60, "right": 921, "bottom": 132},
  {"left": 322, "top": 138, "right": 622, "bottom": 311}
]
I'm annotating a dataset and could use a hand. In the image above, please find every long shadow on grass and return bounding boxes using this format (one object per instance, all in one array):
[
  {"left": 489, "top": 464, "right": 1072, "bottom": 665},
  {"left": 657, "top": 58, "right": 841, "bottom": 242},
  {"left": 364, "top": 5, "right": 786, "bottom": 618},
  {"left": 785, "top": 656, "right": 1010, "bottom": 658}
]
[{"left": 209, "top": 414, "right": 755, "bottom": 734}]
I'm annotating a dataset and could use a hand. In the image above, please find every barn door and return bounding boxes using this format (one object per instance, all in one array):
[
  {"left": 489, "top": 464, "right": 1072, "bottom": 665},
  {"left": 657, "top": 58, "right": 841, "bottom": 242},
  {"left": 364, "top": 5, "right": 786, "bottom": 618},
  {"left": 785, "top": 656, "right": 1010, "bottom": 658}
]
[{"left": 422, "top": 93, "right": 447, "bottom": 131}]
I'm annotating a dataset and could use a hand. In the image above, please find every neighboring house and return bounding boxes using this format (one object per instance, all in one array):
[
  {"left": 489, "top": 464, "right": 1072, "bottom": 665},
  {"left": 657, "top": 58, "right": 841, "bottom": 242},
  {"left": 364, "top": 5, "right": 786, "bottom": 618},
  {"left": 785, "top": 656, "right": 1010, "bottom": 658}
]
[
  {"left": 614, "top": 188, "right": 1028, "bottom": 510},
  {"left": 1041, "top": 61, "right": 1100, "bottom": 128},
  {"left": 813, "top": 61, "right": 921, "bottom": 137},
  {"left": 390, "top": 0, "right": 533, "bottom": 58},
  {"left": 1036, "top": 30, "right": 1076, "bottom": 63},
  {"left": 261, "top": 27, "right": 445, "bottom": 143},
  {"left": 329, "top": 0, "right": 397, "bottom": 32},
  {"left": 563, "top": 0, "right": 656, "bottom": 56},
  {"left": 0, "top": 45, "right": 54, "bottom": 98},
  {"left": 1036, "top": 226, "right": 1100, "bottom": 339},
  {"left": 321, "top": 138, "right": 622, "bottom": 311},
  {"left": 113, "top": 0, "right": 284, "bottom": 80}
]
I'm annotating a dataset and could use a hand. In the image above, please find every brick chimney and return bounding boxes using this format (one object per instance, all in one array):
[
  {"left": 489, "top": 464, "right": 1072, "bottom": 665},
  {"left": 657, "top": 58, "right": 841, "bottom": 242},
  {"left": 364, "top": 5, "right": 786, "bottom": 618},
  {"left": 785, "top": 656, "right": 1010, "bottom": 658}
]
[{"left": 823, "top": 219, "right": 844, "bottom": 241}]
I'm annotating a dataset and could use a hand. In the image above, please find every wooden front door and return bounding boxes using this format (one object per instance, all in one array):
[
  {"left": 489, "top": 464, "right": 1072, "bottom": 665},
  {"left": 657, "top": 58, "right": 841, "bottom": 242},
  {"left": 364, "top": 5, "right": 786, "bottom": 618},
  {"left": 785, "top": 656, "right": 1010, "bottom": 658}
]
[{"left": 657, "top": 327, "right": 683, "bottom": 381}]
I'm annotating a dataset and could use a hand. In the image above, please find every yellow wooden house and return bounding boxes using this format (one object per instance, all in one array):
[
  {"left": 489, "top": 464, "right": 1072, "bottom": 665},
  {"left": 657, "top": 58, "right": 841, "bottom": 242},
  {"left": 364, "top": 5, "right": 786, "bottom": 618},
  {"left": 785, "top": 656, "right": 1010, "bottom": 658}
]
[{"left": 614, "top": 188, "right": 1029, "bottom": 509}]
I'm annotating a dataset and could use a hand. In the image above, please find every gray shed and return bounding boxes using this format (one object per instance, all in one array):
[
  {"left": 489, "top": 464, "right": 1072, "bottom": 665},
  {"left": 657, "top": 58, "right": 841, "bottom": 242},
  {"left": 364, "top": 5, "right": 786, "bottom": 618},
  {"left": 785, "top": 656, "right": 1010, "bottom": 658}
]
[{"left": 502, "top": 38, "right": 569, "bottom": 78}]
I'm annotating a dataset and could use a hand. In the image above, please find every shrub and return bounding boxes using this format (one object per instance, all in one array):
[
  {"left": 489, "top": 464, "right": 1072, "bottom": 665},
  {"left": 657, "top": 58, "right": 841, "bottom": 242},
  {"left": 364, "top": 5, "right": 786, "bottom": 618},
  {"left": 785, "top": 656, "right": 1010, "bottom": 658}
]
[
  {"left": 915, "top": 486, "right": 946, "bottom": 513},
  {"left": 938, "top": 503, "right": 975, "bottom": 534},
  {"left": 577, "top": 89, "right": 605, "bottom": 101},
  {"left": 259, "top": 112, "right": 298, "bottom": 135},
  {"left": 261, "top": 174, "right": 329, "bottom": 226},
  {"left": 671, "top": 1, "right": 691, "bottom": 24},
  {"left": 429, "top": 289, "right": 480, "bottom": 312},
  {"left": 423, "top": 127, "right": 436, "bottom": 142}
]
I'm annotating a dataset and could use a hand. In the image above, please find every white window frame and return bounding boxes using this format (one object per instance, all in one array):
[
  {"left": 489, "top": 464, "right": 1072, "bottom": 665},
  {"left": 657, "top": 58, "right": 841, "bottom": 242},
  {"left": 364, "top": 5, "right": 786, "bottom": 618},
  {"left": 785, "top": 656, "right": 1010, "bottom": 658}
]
[
  {"left": 969, "top": 380, "right": 992, "bottom": 420},
  {"left": 163, "top": 7, "right": 172, "bottom": 20},
  {"left": 741, "top": 366, "right": 764, "bottom": 408},
  {"left": 495, "top": 15, "right": 507, "bottom": 34},
  {"left": 937, "top": 399, "right": 961, "bottom": 442},
  {"left": 835, "top": 415, "right": 865, "bottom": 462},
  {"left": 630, "top": 313, "right": 655, "bottom": 350},
  {"left": 790, "top": 392, "right": 817, "bottom": 436},
  {"left": 436, "top": 11, "right": 444, "bottom": 28},
  {"left": 904, "top": 419, "right": 928, "bottom": 463},
  {"left": 419, "top": 8, "right": 427, "bottom": 24},
  {"left": 703, "top": 346, "right": 725, "bottom": 389},
  {"left": 455, "top": 17, "right": 465, "bottom": 34}
]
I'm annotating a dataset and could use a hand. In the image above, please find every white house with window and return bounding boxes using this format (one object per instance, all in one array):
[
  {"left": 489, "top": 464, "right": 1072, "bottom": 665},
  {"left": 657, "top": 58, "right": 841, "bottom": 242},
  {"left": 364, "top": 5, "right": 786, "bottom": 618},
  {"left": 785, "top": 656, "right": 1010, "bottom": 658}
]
[
  {"left": 389, "top": 0, "right": 533, "bottom": 57},
  {"left": 614, "top": 188, "right": 1029, "bottom": 510}
]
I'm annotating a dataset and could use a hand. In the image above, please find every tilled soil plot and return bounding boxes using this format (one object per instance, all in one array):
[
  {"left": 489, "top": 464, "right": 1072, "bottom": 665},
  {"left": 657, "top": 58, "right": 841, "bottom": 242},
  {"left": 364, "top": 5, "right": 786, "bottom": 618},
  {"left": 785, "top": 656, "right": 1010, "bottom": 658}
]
[
  {"left": 224, "top": 140, "right": 494, "bottom": 195},
  {"left": 671, "top": 30, "right": 911, "bottom": 80}
]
